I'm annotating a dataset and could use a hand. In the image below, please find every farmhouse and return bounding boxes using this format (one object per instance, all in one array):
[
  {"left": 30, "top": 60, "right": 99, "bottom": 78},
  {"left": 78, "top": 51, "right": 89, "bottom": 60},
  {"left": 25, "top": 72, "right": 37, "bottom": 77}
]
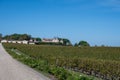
[
  {"left": 42, "top": 38, "right": 59, "bottom": 43},
  {"left": 1, "top": 40, "right": 7, "bottom": 43},
  {"left": 22, "top": 40, "right": 28, "bottom": 44},
  {"left": 17, "top": 41, "right": 22, "bottom": 44},
  {"left": 8, "top": 40, "right": 12, "bottom": 43},
  {"left": 28, "top": 39, "right": 36, "bottom": 44},
  {"left": 1, "top": 40, "right": 29, "bottom": 44}
]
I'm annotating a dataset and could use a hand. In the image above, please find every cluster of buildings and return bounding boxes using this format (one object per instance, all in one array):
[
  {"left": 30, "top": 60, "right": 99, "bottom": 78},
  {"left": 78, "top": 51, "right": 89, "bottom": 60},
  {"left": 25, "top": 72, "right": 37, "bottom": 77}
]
[
  {"left": 1, "top": 39, "right": 36, "bottom": 44},
  {"left": 42, "top": 38, "right": 63, "bottom": 43},
  {"left": 1, "top": 38, "right": 63, "bottom": 45}
]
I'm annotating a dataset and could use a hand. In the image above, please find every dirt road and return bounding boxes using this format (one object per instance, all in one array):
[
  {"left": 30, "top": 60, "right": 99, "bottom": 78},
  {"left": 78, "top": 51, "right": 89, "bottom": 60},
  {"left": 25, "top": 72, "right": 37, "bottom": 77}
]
[{"left": 0, "top": 43, "right": 51, "bottom": 80}]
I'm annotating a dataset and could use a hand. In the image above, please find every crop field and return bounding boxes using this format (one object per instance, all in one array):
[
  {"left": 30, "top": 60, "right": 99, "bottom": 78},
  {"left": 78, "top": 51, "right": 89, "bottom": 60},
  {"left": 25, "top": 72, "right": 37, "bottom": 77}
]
[{"left": 3, "top": 43, "right": 120, "bottom": 80}]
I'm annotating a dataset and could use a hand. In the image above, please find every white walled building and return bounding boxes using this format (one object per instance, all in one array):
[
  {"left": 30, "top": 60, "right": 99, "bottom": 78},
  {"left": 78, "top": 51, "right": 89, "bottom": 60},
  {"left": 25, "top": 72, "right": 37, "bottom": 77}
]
[
  {"left": 52, "top": 38, "right": 59, "bottom": 43},
  {"left": 22, "top": 40, "right": 28, "bottom": 44},
  {"left": 12, "top": 41, "right": 17, "bottom": 43},
  {"left": 8, "top": 40, "right": 12, "bottom": 43},
  {"left": 42, "top": 38, "right": 60, "bottom": 43},
  {"left": 17, "top": 41, "right": 22, "bottom": 44},
  {"left": 1, "top": 40, "right": 7, "bottom": 43}
]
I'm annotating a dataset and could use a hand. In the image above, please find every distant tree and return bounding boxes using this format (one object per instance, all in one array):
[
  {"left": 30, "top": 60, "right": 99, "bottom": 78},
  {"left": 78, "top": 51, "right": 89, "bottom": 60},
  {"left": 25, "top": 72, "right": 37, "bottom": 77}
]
[
  {"left": 3, "top": 33, "right": 31, "bottom": 40},
  {"left": 36, "top": 38, "right": 41, "bottom": 42},
  {"left": 3, "top": 35, "right": 11, "bottom": 40},
  {"left": 62, "top": 38, "right": 72, "bottom": 46},
  {"left": 101, "top": 44, "right": 105, "bottom": 47},
  {"left": 19, "top": 34, "right": 31, "bottom": 40},
  {"left": 78, "top": 41, "right": 90, "bottom": 47},
  {"left": 57, "top": 38, "right": 72, "bottom": 46},
  {"left": 11, "top": 33, "right": 20, "bottom": 40}
]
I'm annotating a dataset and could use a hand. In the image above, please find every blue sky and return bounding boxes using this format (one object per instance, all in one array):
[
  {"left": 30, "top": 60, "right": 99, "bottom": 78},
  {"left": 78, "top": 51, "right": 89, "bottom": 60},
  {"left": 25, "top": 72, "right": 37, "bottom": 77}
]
[{"left": 0, "top": 0, "right": 120, "bottom": 46}]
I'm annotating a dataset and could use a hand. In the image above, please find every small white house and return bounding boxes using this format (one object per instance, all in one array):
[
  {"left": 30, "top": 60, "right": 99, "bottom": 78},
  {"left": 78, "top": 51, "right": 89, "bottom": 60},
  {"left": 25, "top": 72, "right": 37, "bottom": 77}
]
[
  {"left": 42, "top": 38, "right": 53, "bottom": 43},
  {"left": 52, "top": 38, "right": 59, "bottom": 43},
  {"left": 1, "top": 40, "right": 7, "bottom": 43},
  {"left": 8, "top": 40, "right": 12, "bottom": 43},
  {"left": 17, "top": 41, "right": 22, "bottom": 44},
  {"left": 42, "top": 38, "right": 60, "bottom": 43},
  {"left": 12, "top": 41, "right": 17, "bottom": 43},
  {"left": 22, "top": 40, "right": 28, "bottom": 44}
]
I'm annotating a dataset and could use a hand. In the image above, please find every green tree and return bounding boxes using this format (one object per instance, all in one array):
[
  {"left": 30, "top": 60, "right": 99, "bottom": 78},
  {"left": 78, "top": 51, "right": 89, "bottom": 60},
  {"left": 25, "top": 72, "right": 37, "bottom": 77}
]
[
  {"left": 19, "top": 34, "right": 31, "bottom": 40},
  {"left": 62, "top": 39, "right": 72, "bottom": 46},
  {"left": 78, "top": 41, "right": 90, "bottom": 47},
  {"left": 11, "top": 33, "right": 20, "bottom": 40},
  {"left": 3, "top": 35, "right": 11, "bottom": 40},
  {"left": 36, "top": 38, "right": 41, "bottom": 42},
  {"left": 3, "top": 33, "right": 31, "bottom": 40}
]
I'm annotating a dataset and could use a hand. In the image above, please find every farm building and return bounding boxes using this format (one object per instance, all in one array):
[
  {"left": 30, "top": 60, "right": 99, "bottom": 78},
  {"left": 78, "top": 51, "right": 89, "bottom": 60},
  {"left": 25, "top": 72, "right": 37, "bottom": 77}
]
[
  {"left": 42, "top": 38, "right": 59, "bottom": 43},
  {"left": 11, "top": 41, "right": 17, "bottom": 43},
  {"left": 22, "top": 40, "right": 28, "bottom": 44},
  {"left": 17, "top": 41, "right": 22, "bottom": 44},
  {"left": 1, "top": 40, "right": 7, "bottom": 43}
]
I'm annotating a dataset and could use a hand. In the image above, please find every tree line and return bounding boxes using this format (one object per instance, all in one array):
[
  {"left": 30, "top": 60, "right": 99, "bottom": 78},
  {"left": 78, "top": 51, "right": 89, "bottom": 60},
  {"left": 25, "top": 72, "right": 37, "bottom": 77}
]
[
  {"left": 1, "top": 33, "right": 31, "bottom": 40},
  {"left": 0, "top": 33, "right": 90, "bottom": 46}
]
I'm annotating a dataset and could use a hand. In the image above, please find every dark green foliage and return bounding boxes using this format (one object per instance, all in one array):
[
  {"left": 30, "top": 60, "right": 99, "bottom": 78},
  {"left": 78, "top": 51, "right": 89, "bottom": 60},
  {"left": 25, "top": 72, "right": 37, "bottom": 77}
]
[
  {"left": 62, "top": 38, "right": 71, "bottom": 46},
  {"left": 78, "top": 41, "right": 90, "bottom": 47},
  {"left": 36, "top": 38, "right": 41, "bottom": 41},
  {"left": 58, "top": 38, "right": 72, "bottom": 46},
  {"left": 49, "top": 67, "right": 68, "bottom": 80},
  {"left": 3, "top": 33, "right": 31, "bottom": 40},
  {"left": 79, "top": 76, "right": 89, "bottom": 80}
]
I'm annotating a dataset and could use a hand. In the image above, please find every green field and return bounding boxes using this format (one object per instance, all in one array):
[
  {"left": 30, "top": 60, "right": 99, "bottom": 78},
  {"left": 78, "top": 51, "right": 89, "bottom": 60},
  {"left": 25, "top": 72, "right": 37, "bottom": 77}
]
[{"left": 3, "top": 43, "right": 120, "bottom": 80}]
